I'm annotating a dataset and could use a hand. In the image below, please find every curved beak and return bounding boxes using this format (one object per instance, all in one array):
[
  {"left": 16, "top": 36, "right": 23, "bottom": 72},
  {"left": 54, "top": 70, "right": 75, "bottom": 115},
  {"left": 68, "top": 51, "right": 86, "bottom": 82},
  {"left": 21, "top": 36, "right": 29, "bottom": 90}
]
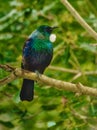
[{"left": 52, "top": 26, "right": 58, "bottom": 30}]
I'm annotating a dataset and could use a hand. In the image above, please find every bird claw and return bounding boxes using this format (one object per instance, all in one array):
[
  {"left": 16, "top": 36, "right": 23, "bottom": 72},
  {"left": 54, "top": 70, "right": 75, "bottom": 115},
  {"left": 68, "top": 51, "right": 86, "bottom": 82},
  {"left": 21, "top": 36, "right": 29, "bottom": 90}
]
[{"left": 35, "top": 70, "right": 41, "bottom": 79}]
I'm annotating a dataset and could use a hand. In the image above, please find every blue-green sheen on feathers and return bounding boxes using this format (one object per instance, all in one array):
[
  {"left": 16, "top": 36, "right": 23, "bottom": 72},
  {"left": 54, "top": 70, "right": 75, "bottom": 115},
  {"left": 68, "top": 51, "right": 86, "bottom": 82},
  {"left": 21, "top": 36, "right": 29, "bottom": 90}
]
[{"left": 29, "top": 30, "right": 53, "bottom": 53}]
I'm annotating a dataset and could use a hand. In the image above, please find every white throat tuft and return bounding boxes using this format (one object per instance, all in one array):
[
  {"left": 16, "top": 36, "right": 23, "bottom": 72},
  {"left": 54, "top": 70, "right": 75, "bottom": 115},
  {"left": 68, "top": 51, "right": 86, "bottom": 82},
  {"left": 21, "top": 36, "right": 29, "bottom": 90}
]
[{"left": 49, "top": 34, "right": 56, "bottom": 42}]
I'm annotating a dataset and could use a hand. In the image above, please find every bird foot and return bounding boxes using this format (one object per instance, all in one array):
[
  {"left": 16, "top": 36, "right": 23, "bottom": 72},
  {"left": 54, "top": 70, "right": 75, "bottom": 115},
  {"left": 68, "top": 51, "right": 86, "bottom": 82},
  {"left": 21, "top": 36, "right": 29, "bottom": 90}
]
[{"left": 35, "top": 70, "right": 41, "bottom": 79}]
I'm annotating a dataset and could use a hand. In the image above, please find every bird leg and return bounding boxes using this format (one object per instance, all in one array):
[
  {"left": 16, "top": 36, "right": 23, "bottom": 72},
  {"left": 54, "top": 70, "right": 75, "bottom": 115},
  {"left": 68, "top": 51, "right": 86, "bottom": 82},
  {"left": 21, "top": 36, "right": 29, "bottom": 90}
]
[{"left": 35, "top": 70, "right": 41, "bottom": 79}]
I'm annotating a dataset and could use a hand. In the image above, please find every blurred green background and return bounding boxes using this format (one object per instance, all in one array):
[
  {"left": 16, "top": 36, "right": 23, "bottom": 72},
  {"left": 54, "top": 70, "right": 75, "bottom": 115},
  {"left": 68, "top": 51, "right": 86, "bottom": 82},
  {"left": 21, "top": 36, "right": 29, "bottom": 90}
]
[{"left": 0, "top": 0, "right": 97, "bottom": 129}]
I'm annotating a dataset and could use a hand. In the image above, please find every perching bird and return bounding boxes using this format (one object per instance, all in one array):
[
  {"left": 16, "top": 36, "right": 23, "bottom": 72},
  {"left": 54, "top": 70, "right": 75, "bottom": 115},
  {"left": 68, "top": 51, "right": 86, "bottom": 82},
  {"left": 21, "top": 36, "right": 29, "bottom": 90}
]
[{"left": 20, "top": 25, "right": 57, "bottom": 101}]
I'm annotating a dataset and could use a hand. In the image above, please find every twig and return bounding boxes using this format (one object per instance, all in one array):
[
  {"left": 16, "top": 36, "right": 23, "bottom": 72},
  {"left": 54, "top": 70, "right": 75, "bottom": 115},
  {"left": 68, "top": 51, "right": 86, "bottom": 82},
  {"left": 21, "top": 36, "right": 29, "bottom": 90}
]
[
  {"left": 61, "top": 0, "right": 97, "bottom": 40},
  {"left": 70, "top": 73, "right": 82, "bottom": 82},
  {"left": 0, "top": 64, "right": 15, "bottom": 72},
  {"left": 76, "top": 83, "right": 85, "bottom": 94},
  {"left": 48, "top": 65, "right": 78, "bottom": 74},
  {"left": 49, "top": 65, "right": 97, "bottom": 76},
  {"left": 0, "top": 73, "right": 17, "bottom": 85},
  {"left": 0, "top": 65, "right": 97, "bottom": 97},
  {"left": 70, "top": 108, "right": 87, "bottom": 121}
]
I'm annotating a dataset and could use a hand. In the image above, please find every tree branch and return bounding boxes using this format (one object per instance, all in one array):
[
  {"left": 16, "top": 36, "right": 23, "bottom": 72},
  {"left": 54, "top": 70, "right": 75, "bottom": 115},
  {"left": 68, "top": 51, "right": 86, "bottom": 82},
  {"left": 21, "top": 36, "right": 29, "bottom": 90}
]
[
  {"left": 61, "top": 0, "right": 97, "bottom": 41},
  {"left": 0, "top": 65, "right": 97, "bottom": 97}
]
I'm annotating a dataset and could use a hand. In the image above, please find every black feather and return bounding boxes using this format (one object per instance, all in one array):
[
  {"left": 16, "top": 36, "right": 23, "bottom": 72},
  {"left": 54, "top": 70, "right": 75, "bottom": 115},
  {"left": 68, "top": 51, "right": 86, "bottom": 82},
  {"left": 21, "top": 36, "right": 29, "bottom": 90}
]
[{"left": 20, "top": 79, "right": 34, "bottom": 101}]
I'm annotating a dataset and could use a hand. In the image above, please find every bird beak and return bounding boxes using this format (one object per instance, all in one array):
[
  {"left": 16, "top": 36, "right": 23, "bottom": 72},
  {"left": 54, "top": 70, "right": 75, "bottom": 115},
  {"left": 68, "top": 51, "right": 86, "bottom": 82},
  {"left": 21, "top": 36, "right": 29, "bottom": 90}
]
[{"left": 51, "top": 26, "right": 58, "bottom": 30}]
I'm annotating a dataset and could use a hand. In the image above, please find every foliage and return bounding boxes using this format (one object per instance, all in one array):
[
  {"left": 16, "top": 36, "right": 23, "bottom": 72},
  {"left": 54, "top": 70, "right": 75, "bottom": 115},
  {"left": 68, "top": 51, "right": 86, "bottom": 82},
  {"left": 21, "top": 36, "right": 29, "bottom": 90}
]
[{"left": 0, "top": 0, "right": 97, "bottom": 129}]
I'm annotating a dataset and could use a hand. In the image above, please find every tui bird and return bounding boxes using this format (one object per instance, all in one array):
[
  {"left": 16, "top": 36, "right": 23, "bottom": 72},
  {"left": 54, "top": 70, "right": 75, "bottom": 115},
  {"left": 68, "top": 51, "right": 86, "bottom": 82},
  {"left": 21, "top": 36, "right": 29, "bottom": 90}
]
[{"left": 20, "top": 25, "right": 57, "bottom": 101}]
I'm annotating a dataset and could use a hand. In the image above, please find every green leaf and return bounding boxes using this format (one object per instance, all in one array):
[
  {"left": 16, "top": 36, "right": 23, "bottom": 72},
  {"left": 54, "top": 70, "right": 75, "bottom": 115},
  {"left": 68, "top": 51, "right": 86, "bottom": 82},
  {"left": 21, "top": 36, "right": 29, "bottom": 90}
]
[{"left": 0, "top": 120, "right": 14, "bottom": 128}]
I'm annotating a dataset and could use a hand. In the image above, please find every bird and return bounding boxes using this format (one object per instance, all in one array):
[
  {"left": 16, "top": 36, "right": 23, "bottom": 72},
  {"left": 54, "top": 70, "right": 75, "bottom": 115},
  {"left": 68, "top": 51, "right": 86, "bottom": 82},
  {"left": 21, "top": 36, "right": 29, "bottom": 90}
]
[{"left": 20, "top": 25, "right": 57, "bottom": 101}]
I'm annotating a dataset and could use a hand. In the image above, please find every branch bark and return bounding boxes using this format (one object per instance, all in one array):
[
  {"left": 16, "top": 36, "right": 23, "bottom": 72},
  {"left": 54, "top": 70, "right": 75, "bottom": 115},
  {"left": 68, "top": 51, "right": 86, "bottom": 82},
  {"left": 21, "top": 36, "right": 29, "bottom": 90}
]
[
  {"left": 0, "top": 65, "right": 97, "bottom": 97},
  {"left": 61, "top": 0, "right": 97, "bottom": 41}
]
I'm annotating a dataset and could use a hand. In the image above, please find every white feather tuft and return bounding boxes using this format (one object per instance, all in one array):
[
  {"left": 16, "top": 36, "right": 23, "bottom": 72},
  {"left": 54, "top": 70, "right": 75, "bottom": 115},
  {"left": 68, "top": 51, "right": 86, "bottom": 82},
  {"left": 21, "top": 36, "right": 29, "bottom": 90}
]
[{"left": 49, "top": 34, "right": 56, "bottom": 42}]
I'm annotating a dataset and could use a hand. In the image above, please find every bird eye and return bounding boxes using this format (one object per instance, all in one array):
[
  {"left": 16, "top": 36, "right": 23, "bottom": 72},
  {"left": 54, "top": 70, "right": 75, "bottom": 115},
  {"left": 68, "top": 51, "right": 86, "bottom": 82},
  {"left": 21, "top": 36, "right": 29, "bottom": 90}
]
[{"left": 45, "top": 27, "right": 52, "bottom": 33}]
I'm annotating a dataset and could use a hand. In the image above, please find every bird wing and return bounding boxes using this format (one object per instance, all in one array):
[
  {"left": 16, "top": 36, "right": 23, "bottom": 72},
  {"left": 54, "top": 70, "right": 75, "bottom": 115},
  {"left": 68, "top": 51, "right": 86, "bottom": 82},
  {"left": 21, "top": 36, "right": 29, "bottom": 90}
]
[{"left": 21, "top": 37, "right": 34, "bottom": 69}]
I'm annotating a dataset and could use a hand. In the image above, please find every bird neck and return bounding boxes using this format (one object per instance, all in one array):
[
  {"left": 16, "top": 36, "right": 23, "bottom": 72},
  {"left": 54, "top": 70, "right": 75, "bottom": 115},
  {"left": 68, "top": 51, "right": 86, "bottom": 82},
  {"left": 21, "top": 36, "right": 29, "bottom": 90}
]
[
  {"left": 29, "top": 30, "right": 52, "bottom": 52},
  {"left": 33, "top": 38, "right": 53, "bottom": 52}
]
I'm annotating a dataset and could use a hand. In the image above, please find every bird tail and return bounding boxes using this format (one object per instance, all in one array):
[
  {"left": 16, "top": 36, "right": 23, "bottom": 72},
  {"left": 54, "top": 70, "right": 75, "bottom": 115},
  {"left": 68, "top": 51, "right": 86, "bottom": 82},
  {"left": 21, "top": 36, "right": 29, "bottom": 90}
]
[{"left": 20, "top": 79, "right": 34, "bottom": 101}]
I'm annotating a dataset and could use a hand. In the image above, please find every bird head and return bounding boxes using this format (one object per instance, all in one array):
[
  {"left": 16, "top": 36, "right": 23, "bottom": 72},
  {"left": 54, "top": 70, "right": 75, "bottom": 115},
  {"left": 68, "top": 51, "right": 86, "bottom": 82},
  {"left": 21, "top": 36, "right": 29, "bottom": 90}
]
[{"left": 37, "top": 25, "right": 58, "bottom": 40}]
